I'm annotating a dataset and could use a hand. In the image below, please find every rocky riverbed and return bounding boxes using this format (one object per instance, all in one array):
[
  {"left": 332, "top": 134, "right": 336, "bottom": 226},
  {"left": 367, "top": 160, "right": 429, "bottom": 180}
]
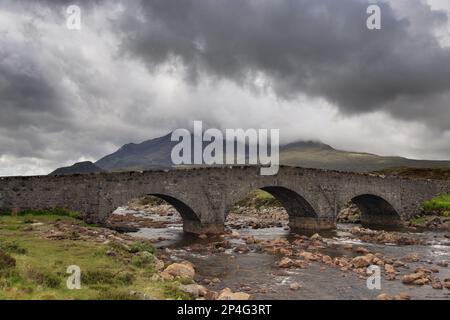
[{"left": 107, "top": 204, "right": 450, "bottom": 300}]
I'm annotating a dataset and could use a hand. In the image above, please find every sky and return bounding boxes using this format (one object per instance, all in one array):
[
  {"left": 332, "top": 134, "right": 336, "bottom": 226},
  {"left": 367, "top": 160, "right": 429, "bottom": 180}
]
[{"left": 1, "top": 0, "right": 450, "bottom": 176}]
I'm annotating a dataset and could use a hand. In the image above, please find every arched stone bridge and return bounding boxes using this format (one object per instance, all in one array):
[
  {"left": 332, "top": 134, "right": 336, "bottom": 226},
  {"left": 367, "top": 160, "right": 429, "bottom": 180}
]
[{"left": 1, "top": 166, "right": 449, "bottom": 234}]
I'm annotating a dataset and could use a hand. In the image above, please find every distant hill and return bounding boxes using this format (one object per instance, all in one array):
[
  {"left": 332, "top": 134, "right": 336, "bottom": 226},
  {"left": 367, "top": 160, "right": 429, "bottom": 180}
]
[
  {"left": 49, "top": 161, "right": 104, "bottom": 176},
  {"left": 280, "top": 141, "right": 450, "bottom": 172},
  {"left": 50, "top": 133, "right": 450, "bottom": 174}
]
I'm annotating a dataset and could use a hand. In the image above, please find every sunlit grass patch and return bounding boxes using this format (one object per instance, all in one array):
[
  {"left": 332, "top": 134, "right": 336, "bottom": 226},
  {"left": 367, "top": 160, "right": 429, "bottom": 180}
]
[{"left": 422, "top": 194, "right": 450, "bottom": 216}]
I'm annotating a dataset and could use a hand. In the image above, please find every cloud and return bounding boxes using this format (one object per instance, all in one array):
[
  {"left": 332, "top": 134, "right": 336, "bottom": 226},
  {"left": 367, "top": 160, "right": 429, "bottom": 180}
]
[
  {"left": 0, "top": 0, "right": 449, "bottom": 176},
  {"left": 119, "top": 0, "right": 450, "bottom": 130}
]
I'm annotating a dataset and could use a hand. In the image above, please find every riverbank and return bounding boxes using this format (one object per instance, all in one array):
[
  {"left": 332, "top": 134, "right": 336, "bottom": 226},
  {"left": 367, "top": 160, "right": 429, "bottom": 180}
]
[{"left": 0, "top": 213, "right": 192, "bottom": 300}]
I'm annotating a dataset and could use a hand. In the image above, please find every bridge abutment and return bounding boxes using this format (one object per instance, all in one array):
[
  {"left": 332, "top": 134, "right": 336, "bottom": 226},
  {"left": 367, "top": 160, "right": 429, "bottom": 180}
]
[{"left": 183, "top": 220, "right": 225, "bottom": 235}]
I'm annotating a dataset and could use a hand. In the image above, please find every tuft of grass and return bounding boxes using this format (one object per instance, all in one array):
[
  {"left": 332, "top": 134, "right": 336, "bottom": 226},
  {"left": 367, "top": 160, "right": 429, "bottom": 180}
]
[
  {"left": 138, "top": 196, "right": 166, "bottom": 206},
  {"left": 16, "top": 208, "right": 81, "bottom": 219},
  {"left": 95, "top": 288, "right": 137, "bottom": 300},
  {"left": 82, "top": 270, "right": 134, "bottom": 286},
  {"left": 0, "top": 241, "right": 27, "bottom": 255},
  {"left": 0, "top": 249, "right": 16, "bottom": 270},
  {"left": 129, "top": 241, "right": 155, "bottom": 255},
  {"left": 422, "top": 194, "right": 450, "bottom": 216},
  {"left": 25, "top": 267, "right": 61, "bottom": 288},
  {"left": 0, "top": 209, "right": 12, "bottom": 216},
  {"left": 131, "top": 251, "right": 156, "bottom": 268},
  {"left": 410, "top": 216, "right": 427, "bottom": 226}
]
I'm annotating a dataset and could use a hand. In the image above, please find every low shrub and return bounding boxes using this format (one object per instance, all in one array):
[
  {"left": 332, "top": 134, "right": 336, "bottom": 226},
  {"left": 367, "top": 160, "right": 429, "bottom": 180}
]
[
  {"left": 0, "top": 241, "right": 27, "bottom": 254},
  {"left": 131, "top": 251, "right": 155, "bottom": 268},
  {"left": 25, "top": 268, "right": 61, "bottom": 288},
  {"left": 82, "top": 270, "right": 134, "bottom": 286},
  {"left": 0, "top": 250, "right": 16, "bottom": 270},
  {"left": 129, "top": 241, "right": 155, "bottom": 255}
]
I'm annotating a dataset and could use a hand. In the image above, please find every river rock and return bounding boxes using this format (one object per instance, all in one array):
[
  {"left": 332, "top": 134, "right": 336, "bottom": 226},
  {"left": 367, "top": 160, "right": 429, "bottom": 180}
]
[
  {"left": 402, "top": 253, "right": 420, "bottom": 263},
  {"left": 402, "top": 272, "right": 430, "bottom": 285},
  {"left": 179, "top": 284, "right": 209, "bottom": 298},
  {"left": 299, "top": 251, "right": 317, "bottom": 261},
  {"left": 436, "top": 260, "right": 448, "bottom": 268},
  {"left": 444, "top": 278, "right": 450, "bottom": 289},
  {"left": 161, "top": 261, "right": 195, "bottom": 280},
  {"left": 351, "top": 255, "right": 374, "bottom": 268},
  {"left": 289, "top": 282, "right": 301, "bottom": 290},
  {"left": 310, "top": 233, "right": 322, "bottom": 241},
  {"left": 376, "top": 293, "right": 392, "bottom": 300},
  {"left": 384, "top": 264, "right": 396, "bottom": 274},
  {"left": 355, "top": 247, "right": 369, "bottom": 254},
  {"left": 431, "top": 278, "right": 443, "bottom": 289},
  {"left": 217, "top": 288, "right": 251, "bottom": 300},
  {"left": 278, "top": 257, "right": 294, "bottom": 268}
]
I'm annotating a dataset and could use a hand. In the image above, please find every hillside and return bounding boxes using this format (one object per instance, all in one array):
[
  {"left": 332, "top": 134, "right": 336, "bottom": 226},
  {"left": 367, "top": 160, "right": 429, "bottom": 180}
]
[
  {"left": 50, "top": 133, "right": 450, "bottom": 174},
  {"left": 49, "top": 161, "right": 104, "bottom": 176}
]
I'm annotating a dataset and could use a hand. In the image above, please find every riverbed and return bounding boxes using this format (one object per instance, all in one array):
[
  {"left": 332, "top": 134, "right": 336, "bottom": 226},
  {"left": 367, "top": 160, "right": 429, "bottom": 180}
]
[{"left": 118, "top": 208, "right": 450, "bottom": 300}]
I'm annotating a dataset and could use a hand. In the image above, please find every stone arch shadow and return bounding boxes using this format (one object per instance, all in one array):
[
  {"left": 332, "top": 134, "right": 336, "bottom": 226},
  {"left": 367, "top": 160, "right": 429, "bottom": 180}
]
[
  {"left": 226, "top": 185, "right": 335, "bottom": 232},
  {"left": 349, "top": 194, "right": 402, "bottom": 228}
]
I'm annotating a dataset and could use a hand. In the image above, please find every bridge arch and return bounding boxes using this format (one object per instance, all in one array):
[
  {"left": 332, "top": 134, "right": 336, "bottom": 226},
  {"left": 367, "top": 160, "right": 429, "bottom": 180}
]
[
  {"left": 147, "top": 193, "right": 200, "bottom": 223},
  {"left": 349, "top": 194, "right": 402, "bottom": 228},
  {"left": 225, "top": 184, "right": 335, "bottom": 231}
]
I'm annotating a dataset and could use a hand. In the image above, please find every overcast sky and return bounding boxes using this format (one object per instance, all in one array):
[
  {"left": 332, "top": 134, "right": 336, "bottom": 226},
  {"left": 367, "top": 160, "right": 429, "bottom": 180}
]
[{"left": 1, "top": 0, "right": 450, "bottom": 176}]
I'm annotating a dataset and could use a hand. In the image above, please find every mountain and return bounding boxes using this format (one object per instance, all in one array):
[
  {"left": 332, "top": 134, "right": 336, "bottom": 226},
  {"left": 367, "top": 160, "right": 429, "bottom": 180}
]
[
  {"left": 49, "top": 161, "right": 104, "bottom": 176},
  {"left": 50, "top": 133, "right": 450, "bottom": 174},
  {"left": 95, "top": 133, "right": 176, "bottom": 171}
]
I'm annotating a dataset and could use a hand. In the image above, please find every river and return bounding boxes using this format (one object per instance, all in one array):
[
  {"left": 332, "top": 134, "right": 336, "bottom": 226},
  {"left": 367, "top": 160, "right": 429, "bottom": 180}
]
[{"left": 119, "top": 208, "right": 450, "bottom": 300}]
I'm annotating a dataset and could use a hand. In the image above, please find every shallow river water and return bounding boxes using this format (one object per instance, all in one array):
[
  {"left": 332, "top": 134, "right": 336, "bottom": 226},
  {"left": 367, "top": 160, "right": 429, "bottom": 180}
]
[{"left": 125, "top": 209, "right": 450, "bottom": 300}]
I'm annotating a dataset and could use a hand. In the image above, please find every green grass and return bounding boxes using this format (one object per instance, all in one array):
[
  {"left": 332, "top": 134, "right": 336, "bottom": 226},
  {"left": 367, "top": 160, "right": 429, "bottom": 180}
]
[
  {"left": 0, "top": 214, "right": 190, "bottom": 300},
  {"left": 235, "top": 190, "right": 282, "bottom": 209},
  {"left": 138, "top": 196, "right": 167, "bottom": 206},
  {"left": 422, "top": 194, "right": 450, "bottom": 216},
  {"left": 373, "top": 167, "right": 450, "bottom": 180},
  {"left": 410, "top": 216, "right": 428, "bottom": 226}
]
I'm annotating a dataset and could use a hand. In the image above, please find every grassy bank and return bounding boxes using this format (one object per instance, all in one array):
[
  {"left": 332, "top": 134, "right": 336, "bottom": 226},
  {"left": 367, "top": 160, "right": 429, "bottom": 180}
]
[
  {"left": 234, "top": 190, "right": 282, "bottom": 209},
  {"left": 0, "top": 212, "right": 189, "bottom": 300},
  {"left": 409, "top": 194, "right": 450, "bottom": 229},
  {"left": 373, "top": 167, "right": 450, "bottom": 180}
]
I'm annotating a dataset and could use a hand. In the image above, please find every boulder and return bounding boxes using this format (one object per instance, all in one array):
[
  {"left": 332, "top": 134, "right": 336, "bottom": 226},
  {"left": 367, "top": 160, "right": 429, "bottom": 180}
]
[
  {"left": 289, "top": 282, "right": 301, "bottom": 291},
  {"left": 179, "top": 284, "right": 209, "bottom": 298},
  {"left": 161, "top": 261, "right": 195, "bottom": 280},
  {"left": 299, "top": 251, "right": 317, "bottom": 261},
  {"left": 402, "top": 272, "right": 429, "bottom": 285},
  {"left": 277, "top": 257, "right": 294, "bottom": 268},
  {"left": 217, "top": 288, "right": 251, "bottom": 300},
  {"left": 351, "top": 255, "right": 374, "bottom": 268},
  {"left": 355, "top": 247, "right": 369, "bottom": 254}
]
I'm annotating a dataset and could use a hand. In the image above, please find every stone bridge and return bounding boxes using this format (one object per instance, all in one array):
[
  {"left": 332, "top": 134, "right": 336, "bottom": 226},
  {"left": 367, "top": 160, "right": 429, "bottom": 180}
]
[{"left": 1, "top": 166, "right": 449, "bottom": 234}]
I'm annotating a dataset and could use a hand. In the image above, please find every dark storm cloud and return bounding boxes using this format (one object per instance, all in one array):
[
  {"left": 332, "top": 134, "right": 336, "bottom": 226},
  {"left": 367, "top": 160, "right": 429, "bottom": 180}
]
[
  {"left": 1, "top": 0, "right": 450, "bottom": 175},
  {"left": 119, "top": 0, "right": 450, "bottom": 129}
]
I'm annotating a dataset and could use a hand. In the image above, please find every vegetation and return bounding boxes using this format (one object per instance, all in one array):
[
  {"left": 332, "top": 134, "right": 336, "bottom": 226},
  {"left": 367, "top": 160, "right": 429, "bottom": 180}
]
[
  {"left": 373, "top": 167, "right": 450, "bottom": 181},
  {"left": 235, "top": 189, "right": 282, "bottom": 209},
  {"left": 422, "top": 194, "right": 450, "bottom": 216},
  {"left": 0, "top": 214, "right": 190, "bottom": 300},
  {"left": 138, "top": 196, "right": 167, "bottom": 206}
]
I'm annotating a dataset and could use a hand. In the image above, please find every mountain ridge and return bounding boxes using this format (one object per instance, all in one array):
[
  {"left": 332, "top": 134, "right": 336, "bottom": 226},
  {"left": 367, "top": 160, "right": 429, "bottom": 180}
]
[{"left": 50, "top": 133, "right": 450, "bottom": 175}]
